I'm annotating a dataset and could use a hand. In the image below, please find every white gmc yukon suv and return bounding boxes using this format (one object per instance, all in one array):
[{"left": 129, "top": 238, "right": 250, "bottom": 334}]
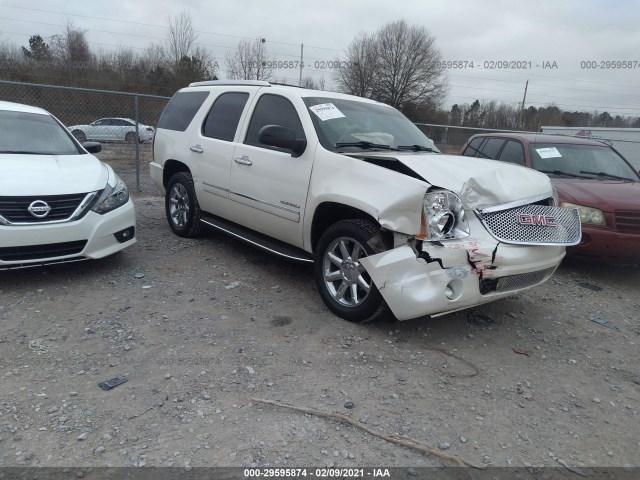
[{"left": 150, "top": 81, "right": 581, "bottom": 322}]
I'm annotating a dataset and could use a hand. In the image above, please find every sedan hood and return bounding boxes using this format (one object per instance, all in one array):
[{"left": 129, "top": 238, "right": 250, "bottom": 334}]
[
  {"left": 552, "top": 178, "right": 640, "bottom": 211},
  {"left": 347, "top": 152, "right": 553, "bottom": 210},
  {"left": 0, "top": 154, "right": 109, "bottom": 196}
]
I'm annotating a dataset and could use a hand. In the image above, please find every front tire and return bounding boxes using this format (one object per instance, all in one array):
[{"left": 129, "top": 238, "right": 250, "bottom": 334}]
[
  {"left": 165, "top": 172, "right": 204, "bottom": 238},
  {"left": 125, "top": 132, "right": 136, "bottom": 143},
  {"left": 314, "top": 219, "right": 388, "bottom": 323}
]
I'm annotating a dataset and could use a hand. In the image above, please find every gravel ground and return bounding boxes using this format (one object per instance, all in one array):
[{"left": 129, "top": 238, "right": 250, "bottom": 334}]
[{"left": 1, "top": 144, "right": 639, "bottom": 471}]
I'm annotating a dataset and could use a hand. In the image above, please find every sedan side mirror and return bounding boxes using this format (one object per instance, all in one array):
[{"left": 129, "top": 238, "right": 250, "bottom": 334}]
[{"left": 258, "top": 125, "right": 307, "bottom": 157}]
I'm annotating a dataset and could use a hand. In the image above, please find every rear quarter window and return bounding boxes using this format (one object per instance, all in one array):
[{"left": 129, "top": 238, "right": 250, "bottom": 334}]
[
  {"left": 158, "top": 91, "right": 210, "bottom": 132},
  {"left": 462, "top": 137, "right": 484, "bottom": 156}
]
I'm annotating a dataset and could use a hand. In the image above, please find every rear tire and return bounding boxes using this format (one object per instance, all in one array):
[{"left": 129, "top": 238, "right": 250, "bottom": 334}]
[
  {"left": 72, "top": 130, "right": 86, "bottom": 143},
  {"left": 314, "top": 219, "right": 388, "bottom": 323},
  {"left": 165, "top": 172, "right": 204, "bottom": 238}
]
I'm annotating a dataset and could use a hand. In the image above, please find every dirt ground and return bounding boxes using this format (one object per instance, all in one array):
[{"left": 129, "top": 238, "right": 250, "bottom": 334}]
[{"left": 1, "top": 144, "right": 639, "bottom": 473}]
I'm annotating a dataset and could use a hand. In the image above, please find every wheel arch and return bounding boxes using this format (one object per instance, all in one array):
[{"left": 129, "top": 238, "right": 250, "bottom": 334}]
[
  {"left": 310, "top": 202, "right": 392, "bottom": 252},
  {"left": 163, "top": 160, "right": 192, "bottom": 188}
]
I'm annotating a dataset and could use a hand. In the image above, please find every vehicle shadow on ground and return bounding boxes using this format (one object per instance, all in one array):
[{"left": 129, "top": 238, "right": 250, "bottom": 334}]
[
  {"left": 559, "top": 255, "right": 639, "bottom": 281},
  {"left": 0, "top": 252, "right": 134, "bottom": 288}
]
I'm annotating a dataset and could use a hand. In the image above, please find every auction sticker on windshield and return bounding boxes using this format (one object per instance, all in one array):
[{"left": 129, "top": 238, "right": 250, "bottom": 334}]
[
  {"left": 536, "top": 147, "right": 562, "bottom": 158},
  {"left": 309, "top": 103, "right": 345, "bottom": 121}
]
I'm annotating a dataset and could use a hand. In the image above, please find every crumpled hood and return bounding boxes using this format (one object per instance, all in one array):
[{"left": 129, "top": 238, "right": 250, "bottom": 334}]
[
  {"left": 347, "top": 152, "right": 553, "bottom": 210},
  {"left": 552, "top": 178, "right": 640, "bottom": 212},
  {"left": 0, "top": 154, "right": 109, "bottom": 196}
]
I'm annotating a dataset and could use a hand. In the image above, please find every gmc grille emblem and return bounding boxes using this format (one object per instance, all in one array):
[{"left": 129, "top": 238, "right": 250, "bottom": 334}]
[
  {"left": 518, "top": 213, "right": 557, "bottom": 227},
  {"left": 28, "top": 200, "right": 52, "bottom": 219}
]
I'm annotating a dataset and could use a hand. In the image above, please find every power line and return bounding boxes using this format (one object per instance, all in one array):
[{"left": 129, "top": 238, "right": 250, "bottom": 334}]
[
  {"left": 447, "top": 73, "right": 640, "bottom": 100},
  {"left": 0, "top": 4, "right": 345, "bottom": 53},
  {"left": 0, "top": 17, "right": 335, "bottom": 62}
]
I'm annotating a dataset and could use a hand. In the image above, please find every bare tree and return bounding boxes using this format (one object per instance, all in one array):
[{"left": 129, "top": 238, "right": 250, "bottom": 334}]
[
  {"left": 373, "top": 20, "right": 446, "bottom": 108},
  {"left": 226, "top": 38, "right": 273, "bottom": 81},
  {"left": 49, "top": 22, "right": 91, "bottom": 64},
  {"left": 334, "top": 32, "right": 378, "bottom": 98},
  {"left": 166, "top": 11, "right": 196, "bottom": 65},
  {"left": 140, "top": 43, "right": 168, "bottom": 71},
  {"left": 192, "top": 45, "right": 216, "bottom": 78},
  {"left": 337, "top": 21, "right": 447, "bottom": 110},
  {"left": 300, "top": 75, "right": 326, "bottom": 90}
]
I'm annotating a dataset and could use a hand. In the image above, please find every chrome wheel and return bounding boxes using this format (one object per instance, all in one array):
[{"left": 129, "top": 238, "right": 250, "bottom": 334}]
[
  {"left": 322, "top": 236, "right": 372, "bottom": 307},
  {"left": 169, "top": 183, "right": 190, "bottom": 228},
  {"left": 72, "top": 130, "right": 86, "bottom": 143}
]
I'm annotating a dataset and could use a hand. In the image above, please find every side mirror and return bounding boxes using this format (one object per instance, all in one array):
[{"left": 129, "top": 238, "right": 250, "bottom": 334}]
[
  {"left": 258, "top": 125, "right": 307, "bottom": 157},
  {"left": 83, "top": 141, "right": 102, "bottom": 154}
]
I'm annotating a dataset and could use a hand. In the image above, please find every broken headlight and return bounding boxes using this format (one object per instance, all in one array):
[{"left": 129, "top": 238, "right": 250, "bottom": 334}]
[{"left": 418, "top": 191, "right": 470, "bottom": 241}]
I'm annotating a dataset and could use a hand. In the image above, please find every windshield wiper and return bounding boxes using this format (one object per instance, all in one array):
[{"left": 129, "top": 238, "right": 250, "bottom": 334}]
[
  {"left": 579, "top": 170, "right": 633, "bottom": 181},
  {"left": 538, "top": 169, "right": 589, "bottom": 179},
  {"left": 335, "top": 141, "right": 400, "bottom": 151},
  {"left": 397, "top": 144, "right": 435, "bottom": 152}
]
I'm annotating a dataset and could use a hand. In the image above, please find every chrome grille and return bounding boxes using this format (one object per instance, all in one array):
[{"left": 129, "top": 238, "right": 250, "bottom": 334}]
[
  {"left": 496, "top": 267, "right": 556, "bottom": 292},
  {"left": 0, "top": 193, "right": 90, "bottom": 224},
  {"left": 477, "top": 205, "right": 581, "bottom": 245},
  {"left": 614, "top": 211, "right": 640, "bottom": 234}
]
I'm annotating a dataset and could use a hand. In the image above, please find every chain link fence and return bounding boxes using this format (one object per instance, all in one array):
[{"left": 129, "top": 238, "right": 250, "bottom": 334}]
[
  {"left": 416, "top": 123, "right": 640, "bottom": 171},
  {"left": 0, "top": 80, "right": 170, "bottom": 193},
  {"left": 2, "top": 81, "right": 640, "bottom": 194}
]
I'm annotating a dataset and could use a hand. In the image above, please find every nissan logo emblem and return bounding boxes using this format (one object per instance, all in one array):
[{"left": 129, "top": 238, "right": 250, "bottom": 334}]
[{"left": 28, "top": 200, "right": 52, "bottom": 219}]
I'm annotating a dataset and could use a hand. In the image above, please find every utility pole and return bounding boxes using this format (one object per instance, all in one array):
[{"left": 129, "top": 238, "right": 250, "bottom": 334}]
[
  {"left": 299, "top": 43, "right": 304, "bottom": 86},
  {"left": 519, "top": 80, "right": 529, "bottom": 130}
]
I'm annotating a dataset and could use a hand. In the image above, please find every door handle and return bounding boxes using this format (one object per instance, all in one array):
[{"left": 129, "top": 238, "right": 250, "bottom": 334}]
[
  {"left": 234, "top": 156, "right": 253, "bottom": 166},
  {"left": 190, "top": 144, "right": 203, "bottom": 153}
]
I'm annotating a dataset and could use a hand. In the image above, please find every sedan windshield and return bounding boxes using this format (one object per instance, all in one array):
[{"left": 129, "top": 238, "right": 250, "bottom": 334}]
[
  {"left": 530, "top": 143, "right": 639, "bottom": 181},
  {"left": 0, "top": 111, "right": 80, "bottom": 155},
  {"left": 303, "top": 97, "right": 439, "bottom": 153}
]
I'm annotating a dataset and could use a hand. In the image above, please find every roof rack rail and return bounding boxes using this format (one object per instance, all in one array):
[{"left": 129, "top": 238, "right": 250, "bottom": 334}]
[{"left": 188, "top": 80, "right": 271, "bottom": 87}]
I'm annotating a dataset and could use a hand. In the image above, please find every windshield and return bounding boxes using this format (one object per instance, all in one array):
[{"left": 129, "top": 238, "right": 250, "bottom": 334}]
[
  {"left": 302, "top": 97, "right": 439, "bottom": 153},
  {"left": 0, "top": 110, "right": 81, "bottom": 155},
  {"left": 530, "top": 143, "right": 639, "bottom": 181}
]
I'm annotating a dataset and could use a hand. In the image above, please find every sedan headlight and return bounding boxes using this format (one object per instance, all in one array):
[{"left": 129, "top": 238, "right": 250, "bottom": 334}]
[
  {"left": 91, "top": 176, "right": 129, "bottom": 214},
  {"left": 418, "top": 191, "right": 470, "bottom": 240},
  {"left": 561, "top": 202, "right": 605, "bottom": 225}
]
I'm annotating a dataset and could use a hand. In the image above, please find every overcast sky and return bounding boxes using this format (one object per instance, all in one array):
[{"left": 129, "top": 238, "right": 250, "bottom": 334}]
[{"left": 2, "top": 0, "right": 640, "bottom": 117}]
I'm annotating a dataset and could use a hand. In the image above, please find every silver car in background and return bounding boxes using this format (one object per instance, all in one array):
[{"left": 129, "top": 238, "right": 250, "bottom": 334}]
[{"left": 68, "top": 117, "right": 154, "bottom": 143}]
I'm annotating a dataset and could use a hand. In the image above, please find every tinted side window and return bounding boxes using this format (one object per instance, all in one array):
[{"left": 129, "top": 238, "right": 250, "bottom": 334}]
[
  {"left": 202, "top": 92, "right": 249, "bottom": 141},
  {"left": 480, "top": 138, "right": 506, "bottom": 159},
  {"left": 158, "top": 91, "right": 210, "bottom": 132},
  {"left": 498, "top": 140, "right": 525, "bottom": 166},
  {"left": 245, "top": 94, "right": 305, "bottom": 148},
  {"left": 463, "top": 137, "right": 484, "bottom": 157}
]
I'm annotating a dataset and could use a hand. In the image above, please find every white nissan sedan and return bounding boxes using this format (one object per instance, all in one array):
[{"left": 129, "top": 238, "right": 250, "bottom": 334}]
[{"left": 0, "top": 101, "right": 136, "bottom": 269}]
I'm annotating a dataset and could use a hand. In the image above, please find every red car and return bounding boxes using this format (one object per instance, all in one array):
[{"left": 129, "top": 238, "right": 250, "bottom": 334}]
[{"left": 460, "top": 133, "right": 640, "bottom": 261}]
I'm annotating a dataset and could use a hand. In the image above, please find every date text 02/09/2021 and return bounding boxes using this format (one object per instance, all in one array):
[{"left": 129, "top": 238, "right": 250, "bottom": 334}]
[{"left": 243, "top": 467, "right": 391, "bottom": 478}]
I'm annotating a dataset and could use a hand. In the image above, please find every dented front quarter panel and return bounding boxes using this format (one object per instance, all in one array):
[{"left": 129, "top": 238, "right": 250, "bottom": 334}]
[
  {"left": 303, "top": 147, "right": 428, "bottom": 249},
  {"left": 360, "top": 215, "right": 566, "bottom": 321}
]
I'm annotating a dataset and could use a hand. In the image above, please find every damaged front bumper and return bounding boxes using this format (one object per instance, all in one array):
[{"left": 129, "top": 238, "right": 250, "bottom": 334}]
[{"left": 360, "top": 216, "right": 566, "bottom": 321}]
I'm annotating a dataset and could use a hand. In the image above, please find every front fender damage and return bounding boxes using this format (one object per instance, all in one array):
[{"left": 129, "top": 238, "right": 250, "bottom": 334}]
[{"left": 359, "top": 238, "right": 501, "bottom": 321}]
